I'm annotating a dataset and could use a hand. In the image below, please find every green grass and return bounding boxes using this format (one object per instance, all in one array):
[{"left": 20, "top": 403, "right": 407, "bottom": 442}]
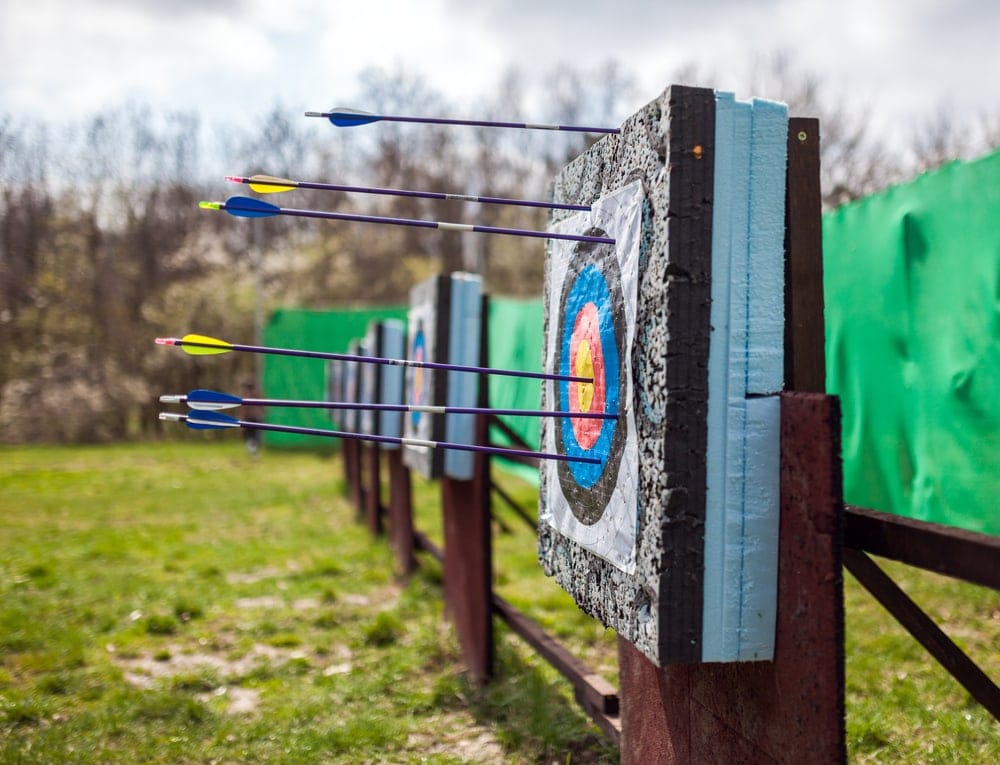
[
  {"left": 0, "top": 443, "right": 615, "bottom": 763},
  {"left": 844, "top": 559, "right": 999, "bottom": 762},
  {"left": 1, "top": 443, "right": 996, "bottom": 763}
]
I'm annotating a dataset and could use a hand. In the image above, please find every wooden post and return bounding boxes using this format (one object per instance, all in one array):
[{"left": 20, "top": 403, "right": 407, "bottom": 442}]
[
  {"left": 440, "top": 295, "right": 494, "bottom": 683},
  {"left": 386, "top": 448, "right": 415, "bottom": 577},
  {"left": 343, "top": 439, "right": 364, "bottom": 518},
  {"left": 784, "top": 118, "right": 827, "bottom": 394},
  {"left": 363, "top": 443, "right": 384, "bottom": 536},
  {"left": 619, "top": 392, "right": 844, "bottom": 763},
  {"left": 619, "top": 118, "right": 846, "bottom": 763},
  {"left": 440, "top": 444, "right": 493, "bottom": 682}
]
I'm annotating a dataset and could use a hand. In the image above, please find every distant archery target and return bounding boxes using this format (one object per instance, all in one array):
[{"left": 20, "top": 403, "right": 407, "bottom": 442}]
[
  {"left": 554, "top": 234, "right": 626, "bottom": 525},
  {"left": 409, "top": 324, "right": 427, "bottom": 428}
]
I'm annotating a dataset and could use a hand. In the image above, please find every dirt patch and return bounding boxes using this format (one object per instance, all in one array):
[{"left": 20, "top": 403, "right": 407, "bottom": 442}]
[
  {"left": 115, "top": 640, "right": 353, "bottom": 715},
  {"left": 407, "top": 714, "right": 506, "bottom": 764},
  {"left": 225, "top": 567, "right": 284, "bottom": 585},
  {"left": 195, "top": 685, "right": 262, "bottom": 715},
  {"left": 233, "top": 595, "right": 284, "bottom": 609},
  {"left": 118, "top": 643, "right": 287, "bottom": 687}
]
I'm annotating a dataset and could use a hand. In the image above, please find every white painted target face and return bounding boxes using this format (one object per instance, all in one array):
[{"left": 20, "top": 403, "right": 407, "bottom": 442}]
[
  {"left": 404, "top": 298, "right": 436, "bottom": 445},
  {"left": 541, "top": 181, "right": 643, "bottom": 574}
]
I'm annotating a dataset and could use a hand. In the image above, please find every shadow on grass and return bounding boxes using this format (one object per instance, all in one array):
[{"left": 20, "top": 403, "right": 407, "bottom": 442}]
[{"left": 462, "top": 629, "right": 619, "bottom": 764}]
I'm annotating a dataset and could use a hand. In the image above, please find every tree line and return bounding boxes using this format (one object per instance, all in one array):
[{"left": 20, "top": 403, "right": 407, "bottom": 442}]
[{"left": 1, "top": 58, "right": 995, "bottom": 443}]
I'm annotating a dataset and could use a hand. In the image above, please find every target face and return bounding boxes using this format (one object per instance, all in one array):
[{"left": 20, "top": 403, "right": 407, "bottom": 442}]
[
  {"left": 541, "top": 180, "right": 643, "bottom": 573},
  {"left": 402, "top": 274, "right": 451, "bottom": 479},
  {"left": 554, "top": 245, "right": 627, "bottom": 524},
  {"left": 409, "top": 324, "right": 427, "bottom": 428}
]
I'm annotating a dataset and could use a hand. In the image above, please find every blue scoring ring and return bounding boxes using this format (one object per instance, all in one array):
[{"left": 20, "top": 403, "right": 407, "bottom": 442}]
[{"left": 558, "top": 264, "right": 619, "bottom": 488}]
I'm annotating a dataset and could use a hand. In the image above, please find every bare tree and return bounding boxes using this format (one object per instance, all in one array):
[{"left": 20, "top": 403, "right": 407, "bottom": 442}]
[
  {"left": 671, "top": 52, "right": 903, "bottom": 207},
  {"left": 910, "top": 103, "right": 1000, "bottom": 175}
]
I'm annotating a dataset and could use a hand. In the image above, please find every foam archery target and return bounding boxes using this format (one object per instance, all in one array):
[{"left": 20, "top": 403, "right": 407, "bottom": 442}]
[
  {"left": 539, "top": 85, "right": 787, "bottom": 667},
  {"left": 359, "top": 323, "right": 381, "bottom": 436},
  {"left": 408, "top": 323, "right": 428, "bottom": 429},
  {"left": 402, "top": 272, "right": 482, "bottom": 480},
  {"left": 378, "top": 319, "right": 406, "bottom": 443},
  {"left": 340, "top": 340, "right": 364, "bottom": 434},
  {"left": 402, "top": 280, "right": 444, "bottom": 479},
  {"left": 325, "top": 359, "right": 344, "bottom": 427}
]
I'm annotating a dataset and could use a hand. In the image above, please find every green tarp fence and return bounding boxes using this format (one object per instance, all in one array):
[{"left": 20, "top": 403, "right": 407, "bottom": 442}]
[
  {"left": 261, "top": 307, "right": 408, "bottom": 449},
  {"left": 824, "top": 148, "right": 999, "bottom": 536},
  {"left": 484, "top": 298, "right": 546, "bottom": 484}
]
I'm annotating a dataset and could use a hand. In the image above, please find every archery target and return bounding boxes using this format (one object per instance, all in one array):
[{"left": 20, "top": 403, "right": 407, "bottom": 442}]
[
  {"left": 542, "top": 181, "right": 643, "bottom": 573},
  {"left": 378, "top": 319, "right": 405, "bottom": 442},
  {"left": 554, "top": 249, "right": 626, "bottom": 522},
  {"left": 409, "top": 323, "right": 428, "bottom": 429},
  {"left": 402, "top": 274, "right": 451, "bottom": 478},
  {"left": 342, "top": 341, "right": 363, "bottom": 434},
  {"left": 359, "top": 323, "right": 380, "bottom": 436}
]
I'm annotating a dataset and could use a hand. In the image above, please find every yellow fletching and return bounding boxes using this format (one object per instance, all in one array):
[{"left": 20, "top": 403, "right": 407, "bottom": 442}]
[
  {"left": 248, "top": 175, "right": 296, "bottom": 194},
  {"left": 180, "top": 334, "right": 232, "bottom": 355}
]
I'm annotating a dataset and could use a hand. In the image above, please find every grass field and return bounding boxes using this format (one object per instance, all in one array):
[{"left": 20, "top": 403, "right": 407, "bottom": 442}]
[{"left": 0, "top": 442, "right": 997, "bottom": 763}]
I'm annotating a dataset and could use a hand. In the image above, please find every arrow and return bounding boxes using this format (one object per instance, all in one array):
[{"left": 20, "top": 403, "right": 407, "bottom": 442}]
[
  {"left": 159, "top": 411, "right": 600, "bottom": 465},
  {"left": 199, "top": 197, "right": 614, "bottom": 245},
  {"left": 225, "top": 174, "right": 590, "bottom": 212},
  {"left": 154, "top": 334, "right": 593, "bottom": 384},
  {"left": 305, "top": 106, "right": 619, "bottom": 135},
  {"left": 160, "top": 388, "right": 616, "bottom": 421}
]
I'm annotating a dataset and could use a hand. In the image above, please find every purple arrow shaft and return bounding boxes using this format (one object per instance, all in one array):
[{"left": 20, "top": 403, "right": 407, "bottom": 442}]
[
  {"left": 236, "top": 176, "right": 589, "bottom": 212},
  {"left": 221, "top": 200, "right": 614, "bottom": 245},
  {"left": 229, "top": 397, "right": 617, "bottom": 420},
  {"left": 310, "top": 111, "right": 619, "bottom": 134},
  {"left": 176, "top": 337, "right": 592, "bottom": 384},
  {"left": 185, "top": 414, "right": 599, "bottom": 465}
]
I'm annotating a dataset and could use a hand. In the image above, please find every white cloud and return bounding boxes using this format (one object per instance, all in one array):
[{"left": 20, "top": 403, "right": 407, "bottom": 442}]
[{"left": 1, "top": 0, "right": 998, "bottom": 143}]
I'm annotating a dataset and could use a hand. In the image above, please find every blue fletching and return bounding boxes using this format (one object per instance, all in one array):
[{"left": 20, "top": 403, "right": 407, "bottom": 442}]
[
  {"left": 327, "top": 109, "right": 380, "bottom": 127},
  {"left": 223, "top": 196, "right": 280, "bottom": 218},
  {"left": 185, "top": 410, "right": 241, "bottom": 430},
  {"left": 187, "top": 389, "right": 242, "bottom": 411}
]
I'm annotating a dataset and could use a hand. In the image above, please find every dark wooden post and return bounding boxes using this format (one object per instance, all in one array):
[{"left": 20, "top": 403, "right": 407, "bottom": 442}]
[
  {"left": 386, "top": 448, "right": 415, "bottom": 577},
  {"left": 619, "top": 118, "right": 846, "bottom": 764},
  {"left": 440, "top": 295, "right": 494, "bottom": 683},
  {"left": 363, "top": 443, "right": 384, "bottom": 536},
  {"left": 343, "top": 439, "right": 364, "bottom": 517},
  {"left": 784, "top": 118, "right": 828, "bottom": 394},
  {"left": 619, "top": 392, "right": 844, "bottom": 763}
]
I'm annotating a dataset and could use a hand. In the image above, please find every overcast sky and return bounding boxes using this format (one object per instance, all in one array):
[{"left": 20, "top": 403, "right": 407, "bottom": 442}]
[{"left": 2, "top": 0, "right": 998, "bottom": 143}]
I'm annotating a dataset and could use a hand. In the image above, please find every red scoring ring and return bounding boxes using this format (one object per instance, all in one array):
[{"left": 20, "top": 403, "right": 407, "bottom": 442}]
[
  {"left": 411, "top": 343, "right": 425, "bottom": 404},
  {"left": 567, "top": 302, "right": 606, "bottom": 450}
]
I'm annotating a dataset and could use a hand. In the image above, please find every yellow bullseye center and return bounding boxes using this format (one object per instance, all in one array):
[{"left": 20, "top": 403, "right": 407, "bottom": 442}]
[{"left": 575, "top": 340, "right": 595, "bottom": 412}]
